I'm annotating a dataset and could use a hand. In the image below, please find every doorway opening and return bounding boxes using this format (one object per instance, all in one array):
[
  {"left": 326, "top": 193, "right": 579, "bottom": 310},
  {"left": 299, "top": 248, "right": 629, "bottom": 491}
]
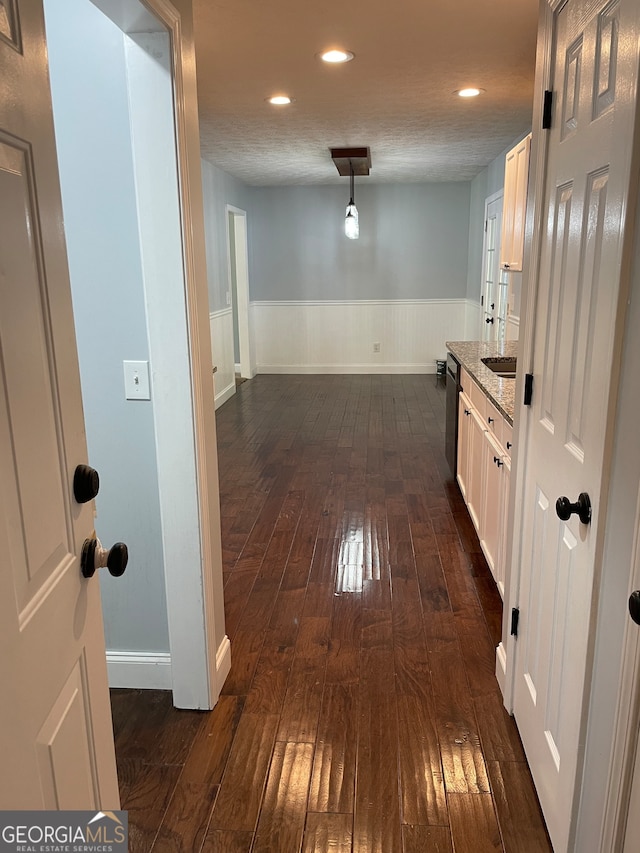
[
  {"left": 42, "top": 0, "right": 224, "bottom": 710},
  {"left": 226, "top": 205, "right": 254, "bottom": 386}
]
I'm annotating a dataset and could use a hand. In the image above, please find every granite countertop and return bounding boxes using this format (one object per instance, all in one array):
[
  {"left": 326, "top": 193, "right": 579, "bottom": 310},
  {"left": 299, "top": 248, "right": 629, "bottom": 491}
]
[{"left": 446, "top": 340, "right": 518, "bottom": 425}]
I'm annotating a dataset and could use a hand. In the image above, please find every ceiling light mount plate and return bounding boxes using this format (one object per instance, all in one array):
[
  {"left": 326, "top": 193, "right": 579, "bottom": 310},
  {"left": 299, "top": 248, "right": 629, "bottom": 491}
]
[{"left": 330, "top": 147, "right": 371, "bottom": 176}]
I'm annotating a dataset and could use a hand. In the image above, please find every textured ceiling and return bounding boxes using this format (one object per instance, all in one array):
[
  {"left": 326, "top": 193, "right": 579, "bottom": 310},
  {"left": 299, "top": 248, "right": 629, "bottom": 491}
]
[{"left": 193, "top": 0, "right": 539, "bottom": 186}]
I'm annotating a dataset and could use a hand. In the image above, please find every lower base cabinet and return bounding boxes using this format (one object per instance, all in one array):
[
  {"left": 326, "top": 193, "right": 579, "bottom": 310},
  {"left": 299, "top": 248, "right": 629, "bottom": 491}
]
[{"left": 457, "top": 379, "right": 512, "bottom": 598}]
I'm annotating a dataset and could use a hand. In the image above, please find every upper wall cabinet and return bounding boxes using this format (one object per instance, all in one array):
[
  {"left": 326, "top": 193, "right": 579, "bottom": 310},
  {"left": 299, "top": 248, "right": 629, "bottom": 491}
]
[{"left": 499, "top": 133, "right": 531, "bottom": 272}]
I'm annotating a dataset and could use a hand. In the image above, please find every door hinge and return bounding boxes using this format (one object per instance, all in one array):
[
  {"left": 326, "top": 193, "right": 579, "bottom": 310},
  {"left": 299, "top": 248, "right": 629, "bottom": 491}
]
[
  {"left": 542, "top": 90, "right": 553, "bottom": 129},
  {"left": 484, "top": 219, "right": 488, "bottom": 232},
  {"left": 524, "top": 373, "right": 534, "bottom": 406},
  {"left": 511, "top": 607, "right": 520, "bottom": 638},
  {"left": 481, "top": 294, "right": 484, "bottom": 306}
]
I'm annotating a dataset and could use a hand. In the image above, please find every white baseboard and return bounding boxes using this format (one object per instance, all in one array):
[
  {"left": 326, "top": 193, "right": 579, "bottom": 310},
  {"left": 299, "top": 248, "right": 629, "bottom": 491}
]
[
  {"left": 214, "top": 380, "right": 236, "bottom": 408},
  {"left": 216, "top": 635, "right": 232, "bottom": 693},
  {"left": 106, "top": 650, "right": 172, "bottom": 690},
  {"left": 257, "top": 363, "right": 436, "bottom": 374},
  {"left": 495, "top": 642, "right": 507, "bottom": 697}
]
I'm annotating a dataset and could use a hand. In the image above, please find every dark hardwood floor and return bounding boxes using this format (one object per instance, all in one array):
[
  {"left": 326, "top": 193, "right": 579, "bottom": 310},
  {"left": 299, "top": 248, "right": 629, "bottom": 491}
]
[{"left": 112, "top": 374, "right": 552, "bottom": 852}]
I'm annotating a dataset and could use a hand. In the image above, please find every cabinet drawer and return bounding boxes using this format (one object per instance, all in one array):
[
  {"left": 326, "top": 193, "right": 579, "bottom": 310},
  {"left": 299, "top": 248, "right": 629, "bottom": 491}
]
[
  {"left": 485, "top": 398, "right": 503, "bottom": 445},
  {"left": 468, "top": 377, "right": 487, "bottom": 420},
  {"left": 460, "top": 367, "right": 473, "bottom": 395}
]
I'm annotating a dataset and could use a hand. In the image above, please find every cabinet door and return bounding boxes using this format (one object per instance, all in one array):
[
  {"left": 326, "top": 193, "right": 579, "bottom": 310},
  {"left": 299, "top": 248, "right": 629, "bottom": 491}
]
[
  {"left": 456, "top": 390, "right": 472, "bottom": 500},
  {"left": 500, "top": 134, "right": 531, "bottom": 272},
  {"left": 466, "top": 406, "right": 486, "bottom": 533},
  {"left": 481, "top": 430, "right": 506, "bottom": 591},
  {"left": 496, "top": 454, "right": 511, "bottom": 599}
]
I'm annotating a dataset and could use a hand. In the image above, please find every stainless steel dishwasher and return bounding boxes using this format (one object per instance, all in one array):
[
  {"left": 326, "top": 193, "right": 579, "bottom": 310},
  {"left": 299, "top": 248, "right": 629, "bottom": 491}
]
[{"left": 445, "top": 353, "right": 461, "bottom": 477}]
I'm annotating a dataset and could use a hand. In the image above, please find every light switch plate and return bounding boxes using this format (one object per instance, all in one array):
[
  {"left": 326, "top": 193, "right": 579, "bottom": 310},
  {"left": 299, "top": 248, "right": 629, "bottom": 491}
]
[{"left": 123, "top": 360, "right": 151, "bottom": 400}]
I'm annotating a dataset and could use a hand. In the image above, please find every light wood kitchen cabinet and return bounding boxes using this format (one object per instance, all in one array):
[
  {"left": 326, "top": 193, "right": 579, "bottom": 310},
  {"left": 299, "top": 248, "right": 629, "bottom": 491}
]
[
  {"left": 497, "top": 453, "right": 511, "bottom": 597},
  {"left": 456, "top": 378, "right": 512, "bottom": 597},
  {"left": 467, "top": 405, "right": 486, "bottom": 534},
  {"left": 481, "top": 428, "right": 509, "bottom": 597},
  {"left": 457, "top": 390, "right": 472, "bottom": 502},
  {"left": 500, "top": 133, "right": 531, "bottom": 272}
]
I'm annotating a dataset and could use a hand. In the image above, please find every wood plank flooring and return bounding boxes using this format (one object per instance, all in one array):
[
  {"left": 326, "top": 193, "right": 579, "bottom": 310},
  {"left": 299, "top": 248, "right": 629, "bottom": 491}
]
[{"left": 112, "top": 374, "right": 552, "bottom": 852}]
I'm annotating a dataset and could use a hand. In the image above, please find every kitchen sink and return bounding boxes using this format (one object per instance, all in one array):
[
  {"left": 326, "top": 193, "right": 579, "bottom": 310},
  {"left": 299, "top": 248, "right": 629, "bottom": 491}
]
[{"left": 481, "top": 357, "right": 517, "bottom": 379}]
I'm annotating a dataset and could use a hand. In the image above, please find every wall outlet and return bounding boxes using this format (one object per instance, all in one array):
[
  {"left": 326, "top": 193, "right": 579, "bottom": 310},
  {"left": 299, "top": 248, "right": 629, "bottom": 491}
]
[{"left": 373, "top": 342, "right": 381, "bottom": 353}]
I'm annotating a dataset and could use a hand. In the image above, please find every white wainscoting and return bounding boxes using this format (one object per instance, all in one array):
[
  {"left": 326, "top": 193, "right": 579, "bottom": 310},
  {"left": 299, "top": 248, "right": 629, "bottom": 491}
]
[
  {"left": 210, "top": 308, "right": 236, "bottom": 408},
  {"left": 506, "top": 314, "right": 520, "bottom": 341},
  {"left": 464, "top": 300, "right": 483, "bottom": 341},
  {"left": 106, "top": 651, "right": 172, "bottom": 690},
  {"left": 251, "top": 299, "right": 468, "bottom": 373}
]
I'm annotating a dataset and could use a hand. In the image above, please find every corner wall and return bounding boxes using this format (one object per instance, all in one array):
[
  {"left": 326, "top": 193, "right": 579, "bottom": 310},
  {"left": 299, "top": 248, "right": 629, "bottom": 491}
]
[
  {"left": 201, "top": 159, "right": 253, "bottom": 404},
  {"left": 248, "top": 182, "right": 470, "bottom": 372},
  {"left": 44, "top": 0, "right": 170, "bottom": 664},
  {"left": 465, "top": 132, "right": 531, "bottom": 340}
]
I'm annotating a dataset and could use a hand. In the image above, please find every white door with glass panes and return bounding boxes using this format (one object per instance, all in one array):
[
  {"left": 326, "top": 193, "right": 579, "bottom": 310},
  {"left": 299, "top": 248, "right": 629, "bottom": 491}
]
[
  {"left": 511, "top": 0, "right": 640, "bottom": 850},
  {"left": 0, "top": 0, "right": 120, "bottom": 807},
  {"left": 482, "top": 192, "right": 503, "bottom": 341}
]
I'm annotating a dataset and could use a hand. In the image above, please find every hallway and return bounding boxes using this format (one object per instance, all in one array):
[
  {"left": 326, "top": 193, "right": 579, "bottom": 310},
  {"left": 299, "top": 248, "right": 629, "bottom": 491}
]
[{"left": 113, "top": 374, "right": 552, "bottom": 852}]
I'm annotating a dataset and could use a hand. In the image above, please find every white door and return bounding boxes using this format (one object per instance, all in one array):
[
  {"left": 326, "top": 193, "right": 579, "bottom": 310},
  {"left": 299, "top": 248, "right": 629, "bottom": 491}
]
[
  {"left": 512, "top": 0, "right": 640, "bottom": 850},
  {"left": 481, "top": 193, "right": 503, "bottom": 341},
  {"left": 0, "top": 1, "right": 119, "bottom": 807}
]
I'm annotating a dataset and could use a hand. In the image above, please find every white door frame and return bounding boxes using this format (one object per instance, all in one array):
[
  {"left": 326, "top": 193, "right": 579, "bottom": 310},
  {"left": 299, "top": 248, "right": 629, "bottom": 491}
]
[
  {"left": 226, "top": 204, "right": 256, "bottom": 379},
  {"left": 92, "top": 0, "right": 229, "bottom": 709},
  {"left": 576, "top": 176, "right": 640, "bottom": 850},
  {"left": 501, "top": 0, "right": 640, "bottom": 846}
]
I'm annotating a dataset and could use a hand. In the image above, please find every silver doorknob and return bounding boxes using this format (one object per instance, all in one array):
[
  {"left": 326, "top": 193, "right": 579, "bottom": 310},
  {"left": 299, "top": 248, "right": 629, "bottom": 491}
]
[{"left": 81, "top": 538, "right": 128, "bottom": 578}]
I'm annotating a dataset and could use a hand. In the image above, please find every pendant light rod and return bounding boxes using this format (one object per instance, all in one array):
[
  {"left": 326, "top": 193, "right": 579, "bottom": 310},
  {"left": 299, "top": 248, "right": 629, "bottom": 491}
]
[{"left": 349, "top": 161, "right": 355, "bottom": 204}]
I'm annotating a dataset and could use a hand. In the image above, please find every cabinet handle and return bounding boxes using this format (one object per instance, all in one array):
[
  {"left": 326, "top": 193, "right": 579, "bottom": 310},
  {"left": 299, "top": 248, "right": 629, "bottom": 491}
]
[
  {"left": 496, "top": 458, "right": 504, "bottom": 467},
  {"left": 488, "top": 417, "right": 494, "bottom": 424},
  {"left": 503, "top": 263, "right": 511, "bottom": 269},
  {"left": 464, "top": 409, "right": 471, "bottom": 416},
  {"left": 493, "top": 456, "right": 499, "bottom": 464},
  {"left": 486, "top": 317, "right": 494, "bottom": 324},
  {"left": 506, "top": 441, "right": 512, "bottom": 450}
]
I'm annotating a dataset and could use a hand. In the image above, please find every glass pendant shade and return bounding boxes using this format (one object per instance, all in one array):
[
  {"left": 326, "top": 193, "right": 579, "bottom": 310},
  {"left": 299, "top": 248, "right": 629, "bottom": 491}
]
[
  {"left": 345, "top": 200, "right": 359, "bottom": 239},
  {"left": 344, "top": 162, "right": 359, "bottom": 239}
]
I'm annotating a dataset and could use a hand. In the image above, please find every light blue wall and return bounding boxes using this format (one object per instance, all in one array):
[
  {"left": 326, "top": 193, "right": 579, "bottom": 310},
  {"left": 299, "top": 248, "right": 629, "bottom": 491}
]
[
  {"left": 249, "top": 183, "right": 470, "bottom": 301},
  {"left": 201, "top": 160, "right": 253, "bottom": 312},
  {"left": 44, "top": 0, "right": 169, "bottom": 653}
]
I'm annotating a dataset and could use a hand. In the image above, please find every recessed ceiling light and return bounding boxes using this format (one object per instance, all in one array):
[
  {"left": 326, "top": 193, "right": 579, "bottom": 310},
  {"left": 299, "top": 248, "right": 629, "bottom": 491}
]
[
  {"left": 267, "top": 95, "right": 294, "bottom": 105},
  {"left": 457, "top": 87, "right": 484, "bottom": 98},
  {"left": 320, "top": 49, "right": 355, "bottom": 64}
]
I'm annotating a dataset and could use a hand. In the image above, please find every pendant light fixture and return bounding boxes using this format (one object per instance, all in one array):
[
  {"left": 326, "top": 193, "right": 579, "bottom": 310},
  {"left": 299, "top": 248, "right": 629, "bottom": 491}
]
[
  {"left": 330, "top": 147, "right": 371, "bottom": 241},
  {"left": 345, "top": 163, "right": 359, "bottom": 240}
]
